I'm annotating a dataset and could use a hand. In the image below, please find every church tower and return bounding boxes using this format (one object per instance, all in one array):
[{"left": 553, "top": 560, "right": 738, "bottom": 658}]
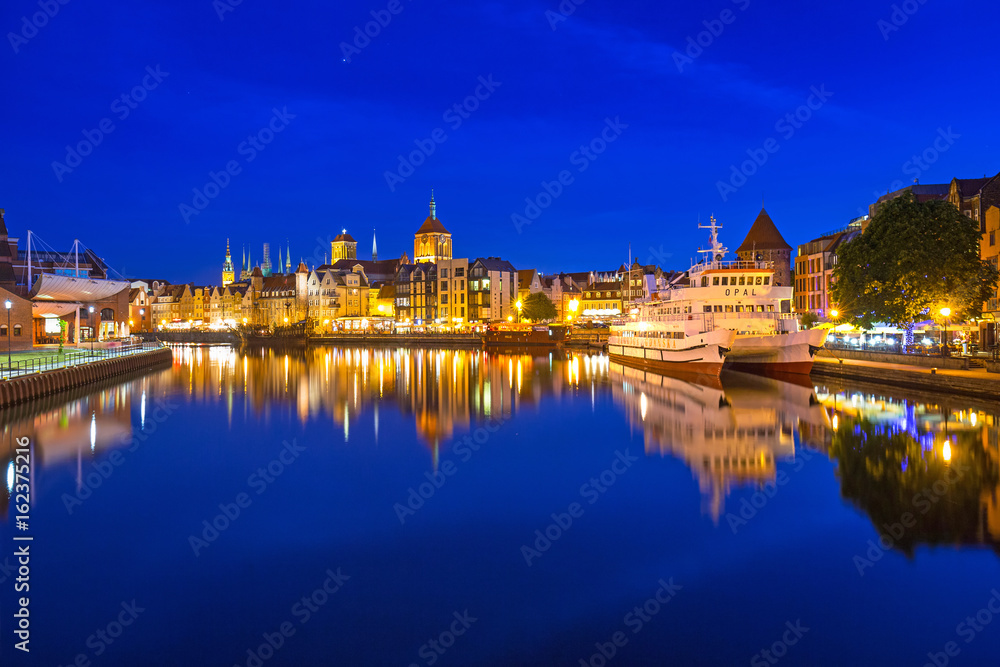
[
  {"left": 222, "top": 239, "right": 235, "bottom": 286},
  {"left": 285, "top": 240, "right": 292, "bottom": 273},
  {"left": 372, "top": 229, "right": 378, "bottom": 262},
  {"left": 414, "top": 191, "right": 452, "bottom": 263},
  {"left": 331, "top": 230, "right": 358, "bottom": 262}
]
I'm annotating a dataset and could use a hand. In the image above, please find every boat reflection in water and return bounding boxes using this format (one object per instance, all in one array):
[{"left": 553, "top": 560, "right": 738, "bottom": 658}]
[
  {"left": 815, "top": 383, "right": 1000, "bottom": 554},
  {"left": 610, "top": 362, "right": 831, "bottom": 521}
]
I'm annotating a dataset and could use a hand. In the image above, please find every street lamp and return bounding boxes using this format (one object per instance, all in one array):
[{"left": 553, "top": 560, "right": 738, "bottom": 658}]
[
  {"left": 88, "top": 306, "right": 95, "bottom": 355},
  {"left": 940, "top": 307, "right": 951, "bottom": 357},
  {"left": 516, "top": 299, "right": 522, "bottom": 323},
  {"left": 4, "top": 299, "right": 11, "bottom": 371},
  {"left": 830, "top": 309, "right": 839, "bottom": 319}
]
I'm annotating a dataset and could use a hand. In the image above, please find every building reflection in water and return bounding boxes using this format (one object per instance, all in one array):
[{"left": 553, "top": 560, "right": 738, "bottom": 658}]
[
  {"left": 815, "top": 384, "right": 1000, "bottom": 553},
  {"left": 610, "top": 363, "right": 831, "bottom": 521}
]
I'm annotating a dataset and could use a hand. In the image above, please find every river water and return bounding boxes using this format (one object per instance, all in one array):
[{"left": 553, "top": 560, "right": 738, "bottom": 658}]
[{"left": 2, "top": 345, "right": 999, "bottom": 666}]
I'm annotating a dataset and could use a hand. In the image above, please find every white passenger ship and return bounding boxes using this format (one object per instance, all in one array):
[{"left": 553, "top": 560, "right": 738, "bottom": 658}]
[{"left": 608, "top": 217, "right": 827, "bottom": 377}]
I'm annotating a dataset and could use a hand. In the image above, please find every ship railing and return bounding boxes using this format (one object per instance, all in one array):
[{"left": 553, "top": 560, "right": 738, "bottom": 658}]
[{"left": 689, "top": 259, "right": 773, "bottom": 273}]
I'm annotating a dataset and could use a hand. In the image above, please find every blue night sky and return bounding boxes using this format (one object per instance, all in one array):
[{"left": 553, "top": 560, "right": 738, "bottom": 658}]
[{"left": 2, "top": 0, "right": 998, "bottom": 285}]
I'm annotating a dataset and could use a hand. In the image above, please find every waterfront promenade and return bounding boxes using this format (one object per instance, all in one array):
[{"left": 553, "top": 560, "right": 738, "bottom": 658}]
[
  {"left": 0, "top": 342, "right": 172, "bottom": 408},
  {"left": 811, "top": 353, "right": 999, "bottom": 399}
]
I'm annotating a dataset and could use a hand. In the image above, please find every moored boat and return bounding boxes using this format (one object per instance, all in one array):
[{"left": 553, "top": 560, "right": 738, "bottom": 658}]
[
  {"left": 612, "top": 216, "right": 825, "bottom": 376},
  {"left": 483, "top": 323, "right": 556, "bottom": 348}
]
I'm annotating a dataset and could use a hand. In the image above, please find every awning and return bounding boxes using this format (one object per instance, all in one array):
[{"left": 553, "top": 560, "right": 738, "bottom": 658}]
[
  {"left": 32, "top": 302, "right": 81, "bottom": 318},
  {"left": 29, "top": 273, "right": 130, "bottom": 301}
]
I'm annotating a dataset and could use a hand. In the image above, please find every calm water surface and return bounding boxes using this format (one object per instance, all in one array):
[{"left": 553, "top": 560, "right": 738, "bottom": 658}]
[{"left": 2, "top": 345, "right": 999, "bottom": 666}]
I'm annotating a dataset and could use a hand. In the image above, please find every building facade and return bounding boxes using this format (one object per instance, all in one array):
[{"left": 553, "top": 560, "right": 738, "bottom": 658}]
[
  {"left": 436, "top": 258, "right": 469, "bottom": 324},
  {"left": 794, "top": 221, "right": 861, "bottom": 317},
  {"left": 469, "top": 257, "right": 517, "bottom": 322}
]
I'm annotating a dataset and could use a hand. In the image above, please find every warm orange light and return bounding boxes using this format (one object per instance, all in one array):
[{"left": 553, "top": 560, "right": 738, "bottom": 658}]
[
  {"left": 940, "top": 307, "right": 951, "bottom": 318},
  {"left": 830, "top": 309, "right": 839, "bottom": 318},
  {"left": 943, "top": 441, "right": 952, "bottom": 462}
]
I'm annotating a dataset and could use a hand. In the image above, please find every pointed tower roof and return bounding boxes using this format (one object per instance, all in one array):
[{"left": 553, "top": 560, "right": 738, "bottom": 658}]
[
  {"left": 372, "top": 228, "right": 378, "bottom": 260},
  {"left": 417, "top": 190, "right": 450, "bottom": 234},
  {"left": 286, "top": 241, "right": 292, "bottom": 271},
  {"left": 0, "top": 208, "right": 7, "bottom": 237},
  {"left": 736, "top": 208, "right": 791, "bottom": 252},
  {"left": 296, "top": 261, "right": 309, "bottom": 273}
]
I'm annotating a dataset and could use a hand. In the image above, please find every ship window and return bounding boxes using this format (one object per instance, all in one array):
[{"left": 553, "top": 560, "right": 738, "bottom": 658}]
[
  {"left": 714, "top": 305, "right": 722, "bottom": 312},
  {"left": 736, "top": 306, "right": 744, "bottom": 313},
  {"left": 725, "top": 305, "right": 733, "bottom": 312},
  {"left": 730, "top": 277, "right": 736, "bottom": 284},
  {"left": 757, "top": 305, "right": 765, "bottom": 312},
  {"left": 739, "top": 277, "right": 745, "bottom": 286},
  {"left": 754, "top": 276, "right": 761, "bottom": 285},
  {"left": 721, "top": 277, "right": 728, "bottom": 286},
  {"left": 713, "top": 277, "right": 720, "bottom": 286},
  {"left": 703, "top": 306, "right": 711, "bottom": 312},
  {"left": 701, "top": 277, "right": 709, "bottom": 287},
  {"left": 767, "top": 305, "right": 775, "bottom": 312},
  {"left": 763, "top": 277, "right": 770, "bottom": 285}
]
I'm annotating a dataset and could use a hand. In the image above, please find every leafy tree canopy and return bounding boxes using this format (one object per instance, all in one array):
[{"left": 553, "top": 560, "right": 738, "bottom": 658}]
[
  {"left": 799, "top": 311, "right": 820, "bottom": 329},
  {"left": 830, "top": 194, "right": 998, "bottom": 329},
  {"left": 521, "top": 292, "right": 557, "bottom": 322}
]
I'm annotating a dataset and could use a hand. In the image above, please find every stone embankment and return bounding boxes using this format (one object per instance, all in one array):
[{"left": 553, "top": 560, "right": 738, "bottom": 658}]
[{"left": 0, "top": 348, "right": 173, "bottom": 409}]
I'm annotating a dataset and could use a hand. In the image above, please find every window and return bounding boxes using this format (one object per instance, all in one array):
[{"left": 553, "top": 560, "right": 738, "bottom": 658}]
[
  {"left": 763, "top": 277, "right": 770, "bottom": 285},
  {"left": 725, "top": 305, "right": 733, "bottom": 312},
  {"left": 713, "top": 277, "right": 720, "bottom": 286},
  {"left": 0, "top": 325, "right": 6, "bottom": 336},
  {"left": 736, "top": 305, "right": 744, "bottom": 313},
  {"left": 456, "top": 268, "right": 464, "bottom": 277},
  {"left": 755, "top": 277, "right": 762, "bottom": 285},
  {"left": 701, "top": 277, "right": 709, "bottom": 287},
  {"left": 703, "top": 306, "right": 712, "bottom": 312},
  {"left": 440, "top": 269, "right": 448, "bottom": 278},
  {"left": 441, "top": 280, "right": 448, "bottom": 291},
  {"left": 738, "top": 277, "right": 745, "bottom": 286},
  {"left": 441, "top": 294, "right": 448, "bottom": 304},
  {"left": 721, "top": 277, "right": 728, "bottom": 286},
  {"left": 714, "top": 305, "right": 722, "bottom": 312},
  {"left": 991, "top": 231, "right": 996, "bottom": 246}
]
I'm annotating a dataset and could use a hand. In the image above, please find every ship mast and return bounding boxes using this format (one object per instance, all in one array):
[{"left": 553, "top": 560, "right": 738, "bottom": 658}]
[{"left": 697, "top": 215, "right": 728, "bottom": 268}]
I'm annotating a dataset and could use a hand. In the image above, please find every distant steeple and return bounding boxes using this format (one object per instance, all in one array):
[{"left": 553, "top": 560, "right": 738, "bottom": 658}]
[
  {"left": 372, "top": 228, "right": 378, "bottom": 262},
  {"left": 278, "top": 245, "right": 283, "bottom": 274},
  {"left": 286, "top": 240, "right": 291, "bottom": 272},
  {"left": 429, "top": 189, "right": 436, "bottom": 219}
]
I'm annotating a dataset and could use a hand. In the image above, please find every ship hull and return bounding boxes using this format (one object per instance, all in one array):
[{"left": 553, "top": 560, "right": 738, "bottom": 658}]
[
  {"left": 724, "top": 329, "right": 827, "bottom": 375},
  {"left": 607, "top": 330, "right": 735, "bottom": 378},
  {"left": 483, "top": 329, "right": 554, "bottom": 347}
]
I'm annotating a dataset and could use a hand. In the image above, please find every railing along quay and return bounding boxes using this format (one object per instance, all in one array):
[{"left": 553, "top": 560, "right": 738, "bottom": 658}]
[{"left": 0, "top": 342, "right": 167, "bottom": 380}]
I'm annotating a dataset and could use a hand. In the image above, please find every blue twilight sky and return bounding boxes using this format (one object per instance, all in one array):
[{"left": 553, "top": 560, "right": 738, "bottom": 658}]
[{"left": 1, "top": 0, "right": 998, "bottom": 285}]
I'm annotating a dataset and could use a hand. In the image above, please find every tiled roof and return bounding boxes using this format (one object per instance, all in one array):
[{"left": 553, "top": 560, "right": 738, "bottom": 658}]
[
  {"left": 473, "top": 257, "right": 516, "bottom": 273},
  {"left": 955, "top": 174, "right": 999, "bottom": 198},
  {"left": 736, "top": 208, "right": 792, "bottom": 252},
  {"left": 416, "top": 216, "right": 450, "bottom": 234}
]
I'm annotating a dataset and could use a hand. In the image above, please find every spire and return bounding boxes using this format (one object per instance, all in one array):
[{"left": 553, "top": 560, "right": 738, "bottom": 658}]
[
  {"left": 226, "top": 238, "right": 231, "bottom": 259},
  {"left": 278, "top": 245, "right": 283, "bottom": 274},
  {"left": 286, "top": 240, "right": 291, "bottom": 272},
  {"left": 429, "top": 189, "right": 436, "bottom": 219},
  {"left": 372, "top": 228, "right": 378, "bottom": 262}
]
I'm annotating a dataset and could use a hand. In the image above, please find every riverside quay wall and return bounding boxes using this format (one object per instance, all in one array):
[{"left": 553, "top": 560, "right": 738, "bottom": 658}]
[{"left": 0, "top": 348, "right": 172, "bottom": 409}]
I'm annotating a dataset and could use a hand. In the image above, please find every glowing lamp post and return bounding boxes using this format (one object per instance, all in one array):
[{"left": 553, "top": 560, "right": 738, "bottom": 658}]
[
  {"left": 940, "top": 307, "right": 951, "bottom": 357},
  {"left": 516, "top": 300, "right": 522, "bottom": 323},
  {"left": 4, "top": 299, "right": 11, "bottom": 371},
  {"left": 88, "top": 306, "right": 95, "bottom": 355}
]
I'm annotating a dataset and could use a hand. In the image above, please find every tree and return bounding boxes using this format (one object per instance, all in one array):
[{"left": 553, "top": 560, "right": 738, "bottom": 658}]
[
  {"left": 799, "top": 312, "right": 820, "bottom": 329},
  {"left": 830, "top": 194, "right": 998, "bottom": 330},
  {"left": 521, "top": 292, "right": 557, "bottom": 322}
]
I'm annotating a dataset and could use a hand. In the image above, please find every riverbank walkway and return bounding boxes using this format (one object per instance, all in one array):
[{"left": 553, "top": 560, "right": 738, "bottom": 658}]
[{"left": 0, "top": 342, "right": 166, "bottom": 380}]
